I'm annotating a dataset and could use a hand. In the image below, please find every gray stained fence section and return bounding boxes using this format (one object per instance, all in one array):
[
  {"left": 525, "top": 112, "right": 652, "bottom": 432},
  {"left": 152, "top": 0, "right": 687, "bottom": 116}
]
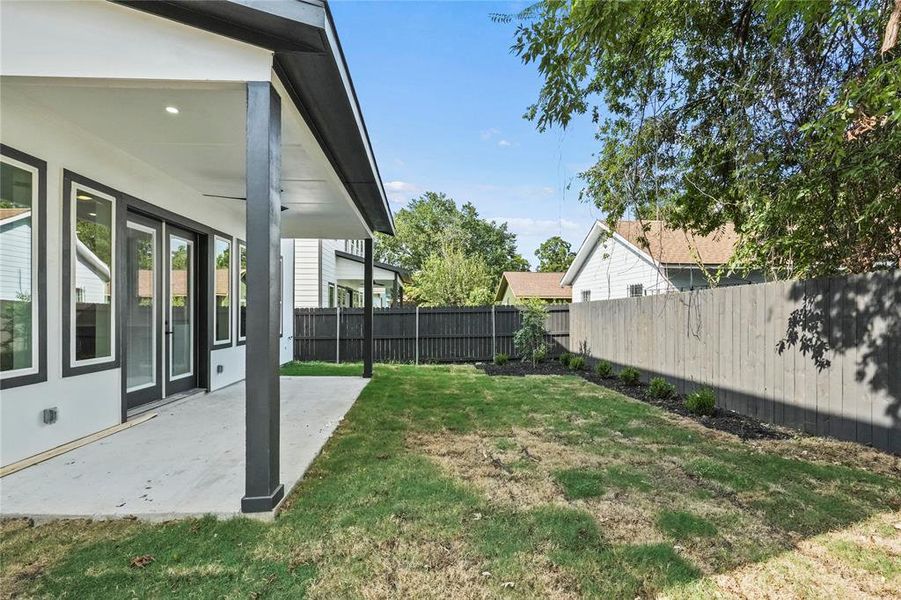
[
  {"left": 294, "top": 305, "right": 569, "bottom": 364},
  {"left": 568, "top": 270, "right": 900, "bottom": 454}
]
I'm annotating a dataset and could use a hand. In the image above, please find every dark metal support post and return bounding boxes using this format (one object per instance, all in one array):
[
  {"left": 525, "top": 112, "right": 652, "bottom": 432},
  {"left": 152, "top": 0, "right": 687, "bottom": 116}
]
[
  {"left": 363, "top": 238, "right": 374, "bottom": 378},
  {"left": 242, "top": 82, "right": 284, "bottom": 513}
]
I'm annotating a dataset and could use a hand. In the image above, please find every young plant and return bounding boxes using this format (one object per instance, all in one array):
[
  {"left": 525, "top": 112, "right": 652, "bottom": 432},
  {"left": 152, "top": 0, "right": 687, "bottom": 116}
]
[
  {"left": 559, "top": 352, "right": 573, "bottom": 367},
  {"left": 568, "top": 356, "right": 586, "bottom": 371},
  {"left": 513, "top": 298, "right": 549, "bottom": 367},
  {"left": 648, "top": 377, "right": 676, "bottom": 399},
  {"left": 494, "top": 352, "right": 509, "bottom": 366},
  {"left": 619, "top": 367, "right": 641, "bottom": 386},
  {"left": 685, "top": 387, "right": 716, "bottom": 416},
  {"left": 594, "top": 360, "right": 613, "bottom": 378}
]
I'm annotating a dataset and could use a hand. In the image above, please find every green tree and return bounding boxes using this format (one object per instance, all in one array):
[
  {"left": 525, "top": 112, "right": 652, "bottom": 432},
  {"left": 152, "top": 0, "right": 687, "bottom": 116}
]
[
  {"left": 534, "top": 235, "right": 575, "bottom": 272},
  {"left": 513, "top": 298, "right": 548, "bottom": 366},
  {"left": 375, "top": 192, "right": 529, "bottom": 288},
  {"left": 500, "top": 0, "right": 901, "bottom": 279},
  {"left": 405, "top": 244, "right": 495, "bottom": 307}
]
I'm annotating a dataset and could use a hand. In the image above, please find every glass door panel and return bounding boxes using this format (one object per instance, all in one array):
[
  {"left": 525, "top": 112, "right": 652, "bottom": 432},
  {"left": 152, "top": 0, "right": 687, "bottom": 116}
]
[
  {"left": 168, "top": 232, "right": 194, "bottom": 383},
  {"left": 126, "top": 224, "right": 156, "bottom": 390}
]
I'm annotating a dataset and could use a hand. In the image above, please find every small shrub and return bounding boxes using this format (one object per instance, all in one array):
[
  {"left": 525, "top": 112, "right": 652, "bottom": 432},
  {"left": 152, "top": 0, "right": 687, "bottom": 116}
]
[
  {"left": 494, "top": 353, "right": 509, "bottom": 366},
  {"left": 648, "top": 377, "right": 676, "bottom": 399},
  {"left": 568, "top": 356, "right": 586, "bottom": 371},
  {"left": 514, "top": 298, "right": 549, "bottom": 367},
  {"left": 619, "top": 367, "right": 641, "bottom": 386},
  {"left": 685, "top": 387, "right": 716, "bottom": 416},
  {"left": 559, "top": 352, "right": 573, "bottom": 367},
  {"left": 594, "top": 360, "right": 613, "bottom": 378}
]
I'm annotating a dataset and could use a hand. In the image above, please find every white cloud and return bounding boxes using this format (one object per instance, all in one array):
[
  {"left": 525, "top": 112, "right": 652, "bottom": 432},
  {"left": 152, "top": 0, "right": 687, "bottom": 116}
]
[
  {"left": 383, "top": 180, "right": 423, "bottom": 205},
  {"left": 490, "top": 217, "right": 583, "bottom": 238},
  {"left": 497, "top": 139, "right": 512, "bottom": 148},
  {"left": 480, "top": 127, "right": 501, "bottom": 141}
]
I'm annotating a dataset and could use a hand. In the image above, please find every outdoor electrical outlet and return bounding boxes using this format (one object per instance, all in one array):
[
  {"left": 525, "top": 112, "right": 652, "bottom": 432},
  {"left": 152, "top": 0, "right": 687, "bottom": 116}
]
[
  {"left": 217, "top": 365, "right": 224, "bottom": 374},
  {"left": 41, "top": 407, "right": 58, "bottom": 425}
]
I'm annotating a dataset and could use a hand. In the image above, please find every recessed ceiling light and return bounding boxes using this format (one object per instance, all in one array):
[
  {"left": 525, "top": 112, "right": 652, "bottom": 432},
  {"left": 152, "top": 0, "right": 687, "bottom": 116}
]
[
  {"left": 165, "top": 106, "right": 179, "bottom": 115},
  {"left": 88, "top": 212, "right": 97, "bottom": 217},
  {"left": 76, "top": 194, "right": 92, "bottom": 200}
]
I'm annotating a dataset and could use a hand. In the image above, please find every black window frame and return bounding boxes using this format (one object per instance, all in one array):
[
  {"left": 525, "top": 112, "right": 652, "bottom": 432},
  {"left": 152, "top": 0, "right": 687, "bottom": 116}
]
[
  {"left": 0, "top": 145, "right": 48, "bottom": 390},
  {"left": 62, "top": 170, "right": 125, "bottom": 378},
  {"left": 236, "top": 239, "right": 246, "bottom": 347},
  {"left": 211, "top": 233, "right": 234, "bottom": 350}
]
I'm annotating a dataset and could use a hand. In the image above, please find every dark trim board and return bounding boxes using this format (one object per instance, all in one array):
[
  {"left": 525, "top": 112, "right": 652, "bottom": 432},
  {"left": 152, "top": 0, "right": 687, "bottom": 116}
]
[
  {"left": 0, "top": 145, "right": 48, "bottom": 390},
  {"left": 334, "top": 249, "right": 410, "bottom": 281}
]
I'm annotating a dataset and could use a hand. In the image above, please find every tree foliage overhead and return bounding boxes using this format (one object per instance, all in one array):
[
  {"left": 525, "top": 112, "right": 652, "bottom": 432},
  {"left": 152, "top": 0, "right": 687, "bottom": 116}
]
[
  {"left": 404, "top": 243, "right": 495, "bottom": 307},
  {"left": 375, "top": 191, "right": 529, "bottom": 287},
  {"left": 535, "top": 235, "right": 576, "bottom": 272},
  {"left": 501, "top": 0, "right": 901, "bottom": 279}
]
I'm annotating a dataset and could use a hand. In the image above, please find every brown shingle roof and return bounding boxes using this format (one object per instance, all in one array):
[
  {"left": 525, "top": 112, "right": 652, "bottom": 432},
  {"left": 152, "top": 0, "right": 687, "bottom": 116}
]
[
  {"left": 614, "top": 220, "right": 738, "bottom": 265},
  {"left": 498, "top": 271, "right": 571, "bottom": 301}
]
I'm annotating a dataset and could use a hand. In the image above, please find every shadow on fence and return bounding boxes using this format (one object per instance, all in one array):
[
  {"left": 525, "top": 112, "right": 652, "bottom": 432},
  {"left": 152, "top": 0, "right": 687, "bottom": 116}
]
[
  {"left": 294, "top": 305, "right": 569, "bottom": 364},
  {"left": 569, "top": 270, "right": 900, "bottom": 454}
]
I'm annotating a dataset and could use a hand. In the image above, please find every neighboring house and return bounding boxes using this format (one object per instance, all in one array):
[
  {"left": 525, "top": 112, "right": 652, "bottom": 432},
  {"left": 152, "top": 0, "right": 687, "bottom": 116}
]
[
  {"left": 294, "top": 239, "right": 408, "bottom": 308},
  {"left": 495, "top": 271, "right": 572, "bottom": 305},
  {"left": 562, "top": 220, "right": 764, "bottom": 302},
  {"left": 0, "top": 0, "right": 393, "bottom": 513}
]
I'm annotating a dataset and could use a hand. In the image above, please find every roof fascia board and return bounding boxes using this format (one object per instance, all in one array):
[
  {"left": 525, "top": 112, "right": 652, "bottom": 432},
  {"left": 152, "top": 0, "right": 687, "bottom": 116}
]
[{"left": 334, "top": 249, "right": 409, "bottom": 281}]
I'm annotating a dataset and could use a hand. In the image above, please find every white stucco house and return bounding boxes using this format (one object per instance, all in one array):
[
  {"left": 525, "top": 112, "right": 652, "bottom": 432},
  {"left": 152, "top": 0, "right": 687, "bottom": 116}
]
[
  {"left": 294, "top": 238, "right": 408, "bottom": 308},
  {"left": 0, "top": 0, "right": 392, "bottom": 513},
  {"left": 562, "top": 220, "right": 764, "bottom": 302}
]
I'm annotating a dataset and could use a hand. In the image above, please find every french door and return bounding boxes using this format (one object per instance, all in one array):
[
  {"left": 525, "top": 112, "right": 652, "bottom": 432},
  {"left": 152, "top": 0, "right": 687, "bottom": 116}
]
[
  {"left": 164, "top": 225, "right": 198, "bottom": 395},
  {"left": 124, "top": 215, "right": 199, "bottom": 408}
]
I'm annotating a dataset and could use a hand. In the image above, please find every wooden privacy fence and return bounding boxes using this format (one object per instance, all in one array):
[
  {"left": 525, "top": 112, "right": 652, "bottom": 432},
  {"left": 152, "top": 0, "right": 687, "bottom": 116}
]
[
  {"left": 569, "top": 270, "right": 900, "bottom": 454},
  {"left": 294, "top": 305, "right": 570, "bottom": 364}
]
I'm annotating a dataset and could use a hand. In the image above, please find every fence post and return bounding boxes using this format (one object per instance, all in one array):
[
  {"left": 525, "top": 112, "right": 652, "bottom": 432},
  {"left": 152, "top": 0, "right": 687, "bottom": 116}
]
[
  {"left": 491, "top": 305, "right": 496, "bottom": 360},
  {"left": 335, "top": 306, "right": 340, "bottom": 364},
  {"left": 415, "top": 306, "right": 419, "bottom": 365}
]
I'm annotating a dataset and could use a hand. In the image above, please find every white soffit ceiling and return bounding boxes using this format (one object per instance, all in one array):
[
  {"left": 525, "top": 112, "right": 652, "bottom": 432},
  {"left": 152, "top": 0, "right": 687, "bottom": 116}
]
[{"left": 2, "top": 77, "right": 371, "bottom": 238}]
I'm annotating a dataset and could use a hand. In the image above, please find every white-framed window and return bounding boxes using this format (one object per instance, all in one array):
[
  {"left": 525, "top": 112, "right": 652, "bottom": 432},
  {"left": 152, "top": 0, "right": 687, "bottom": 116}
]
[
  {"left": 237, "top": 241, "right": 247, "bottom": 342},
  {"left": 327, "top": 282, "right": 336, "bottom": 308},
  {"left": 628, "top": 284, "right": 644, "bottom": 298},
  {"left": 0, "top": 153, "right": 41, "bottom": 381},
  {"left": 581, "top": 290, "right": 591, "bottom": 302},
  {"left": 125, "top": 221, "right": 158, "bottom": 393},
  {"left": 70, "top": 182, "right": 116, "bottom": 367},
  {"left": 279, "top": 255, "right": 284, "bottom": 337},
  {"left": 213, "top": 235, "right": 232, "bottom": 345}
]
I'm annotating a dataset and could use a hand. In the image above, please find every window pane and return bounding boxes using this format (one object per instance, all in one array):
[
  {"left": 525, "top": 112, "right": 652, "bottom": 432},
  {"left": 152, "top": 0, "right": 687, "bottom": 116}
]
[
  {"left": 238, "top": 243, "right": 247, "bottom": 339},
  {"left": 0, "top": 161, "right": 35, "bottom": 372},
  {"left": 214, "top": 237, "right": 231, "bottom": 343},
  {"left": 170, "top": 236, "right": 192, "bottom": 377},
  {"left": 73, "top": 188, "right": 113, "bottom": 362},
  {"left": 126, "top": 225, "right": 155, "bottom": 390}
]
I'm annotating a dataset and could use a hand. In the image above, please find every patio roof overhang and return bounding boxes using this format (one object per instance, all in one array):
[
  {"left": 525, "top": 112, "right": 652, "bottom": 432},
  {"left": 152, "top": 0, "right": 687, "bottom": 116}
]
[{"left": 116, "top": 0, "right": 394, "bottom": 236}]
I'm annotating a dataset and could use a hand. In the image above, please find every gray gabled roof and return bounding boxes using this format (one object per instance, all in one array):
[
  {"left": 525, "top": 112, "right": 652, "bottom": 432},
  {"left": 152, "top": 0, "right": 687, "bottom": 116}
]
[{"left": 116, "top": 0, "right": 394, "bottom": 235}]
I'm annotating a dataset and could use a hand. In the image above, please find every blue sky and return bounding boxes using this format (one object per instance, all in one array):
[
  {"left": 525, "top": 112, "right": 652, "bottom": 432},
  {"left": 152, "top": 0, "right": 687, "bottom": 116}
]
[{"left": 331, "top": 0, "right": 604, "bottom": 268}]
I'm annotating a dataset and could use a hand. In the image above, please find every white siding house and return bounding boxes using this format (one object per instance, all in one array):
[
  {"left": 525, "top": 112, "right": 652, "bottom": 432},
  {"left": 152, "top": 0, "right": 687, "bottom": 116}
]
[
  {"left": 0, "top": 0, "right": 394, "bottom": 513},
  {"left": 293, "top": 239, "right": 407, "bottom": 308},
  {"left": 563, "top": 220, "right": 764, "bottom": 302}
]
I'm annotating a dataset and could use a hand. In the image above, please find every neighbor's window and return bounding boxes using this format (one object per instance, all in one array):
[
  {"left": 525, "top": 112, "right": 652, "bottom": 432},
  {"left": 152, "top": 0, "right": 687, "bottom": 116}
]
[
  {"left": 214, "top": 236, "right": 231, "bottom": 345},
  {"left": 71, "top": 184, "right": 115, "bottom": 364},
  {"left": 628, "top": 284, "right": 643, "bottom": 298},
  {"left": 238, "top": 241, "right": 247, "bottom": 341},
  {"left": 581, "top": 290, "right": 591, "bottom": 302},
  {"left": 279, "top": 256, "right": 284, "bottom": 337},
  {"left": 328, "top": 283, "right": 336, "bottom": 308},
  {"left": 0, "top": 155, "right": 39, "bottom": 376}
]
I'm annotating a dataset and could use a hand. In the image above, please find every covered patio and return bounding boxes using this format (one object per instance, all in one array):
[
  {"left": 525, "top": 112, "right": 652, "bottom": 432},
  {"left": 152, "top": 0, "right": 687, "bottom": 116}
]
[{"left": 0, "top": 376, "right": 368, "bottom": 521}]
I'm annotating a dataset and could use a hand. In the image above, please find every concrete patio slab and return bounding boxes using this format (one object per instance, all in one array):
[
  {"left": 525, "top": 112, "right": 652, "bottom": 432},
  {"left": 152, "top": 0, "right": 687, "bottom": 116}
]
[{"left": 0, "top": 376, "right": 368, "bottom": 521}]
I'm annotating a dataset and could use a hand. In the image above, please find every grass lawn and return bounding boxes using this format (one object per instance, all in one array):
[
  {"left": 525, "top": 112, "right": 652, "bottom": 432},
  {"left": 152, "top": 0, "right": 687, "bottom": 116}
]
[{"left": 2, "top": 364, "right": 899, "bottom": 598}]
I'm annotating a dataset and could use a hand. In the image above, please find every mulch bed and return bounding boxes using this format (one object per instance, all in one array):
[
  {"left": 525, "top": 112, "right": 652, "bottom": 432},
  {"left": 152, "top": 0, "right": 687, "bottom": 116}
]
[{"left": 477, "top": 360, "right": 791, "bottom": 441}]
